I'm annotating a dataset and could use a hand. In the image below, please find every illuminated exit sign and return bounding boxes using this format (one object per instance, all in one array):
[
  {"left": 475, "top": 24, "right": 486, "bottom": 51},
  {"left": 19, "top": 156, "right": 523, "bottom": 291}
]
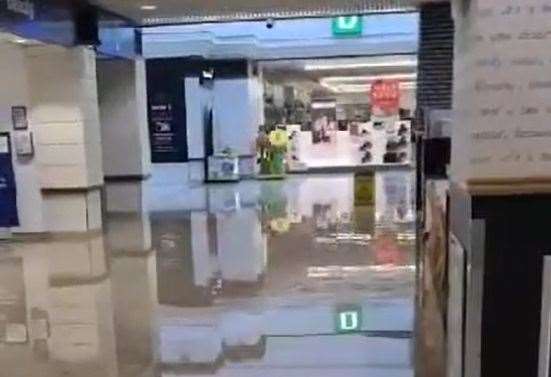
[
  {"left": 335, "top": 305, "right": 363, "bottom": 333},
  {"left": 332, "top": 16, "right": 363, "bottom": 37}
]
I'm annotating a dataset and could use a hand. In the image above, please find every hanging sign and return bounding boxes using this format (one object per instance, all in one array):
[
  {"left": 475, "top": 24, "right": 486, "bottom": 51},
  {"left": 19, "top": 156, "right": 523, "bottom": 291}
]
[
  {"left": 332, "top": 16, "right": 363, "bottom": 37},
  {"left": 370, "top": 79, "right": 400, "bottom": 115}
]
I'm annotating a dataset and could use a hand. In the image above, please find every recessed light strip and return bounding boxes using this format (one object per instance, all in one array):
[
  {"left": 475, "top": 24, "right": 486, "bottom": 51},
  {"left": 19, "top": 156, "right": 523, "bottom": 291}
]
[
  {"left": 140, "top": 4, "right": 157, "bottom": 11},
  {"left": 322, "top": 81, "right": 417, "bottom": 94},
  {"left": 321, "top": 73, "right": 417, "bottom": 85},
  {"left": 305, "top": 59, "right": 418, "bottom": 71}
]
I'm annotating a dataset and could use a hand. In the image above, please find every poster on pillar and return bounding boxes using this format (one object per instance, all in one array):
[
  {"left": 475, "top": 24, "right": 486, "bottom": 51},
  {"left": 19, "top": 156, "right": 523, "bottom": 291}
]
[
  {"left": 452, "top": 1, "right": 551, "bottom": 182},
  {"left": 0, "top": 133, "right": 19, "bottom": 228}
]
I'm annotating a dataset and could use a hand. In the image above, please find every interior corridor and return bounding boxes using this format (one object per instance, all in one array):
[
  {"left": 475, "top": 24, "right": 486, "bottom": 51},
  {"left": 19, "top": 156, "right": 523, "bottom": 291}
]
[{"left": 0, "top": 169, "right": 416, "bottom": 377}]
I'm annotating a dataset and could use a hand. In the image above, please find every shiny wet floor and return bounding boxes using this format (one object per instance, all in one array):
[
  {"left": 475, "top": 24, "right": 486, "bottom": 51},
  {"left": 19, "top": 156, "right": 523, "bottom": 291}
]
[{"left": 0, "top": 170, "right": 416, "bottom": 377}]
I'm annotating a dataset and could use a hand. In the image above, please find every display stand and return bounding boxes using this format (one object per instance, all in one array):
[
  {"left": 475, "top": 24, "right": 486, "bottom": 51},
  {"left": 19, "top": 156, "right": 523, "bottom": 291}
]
[
  {"left": 357, "top": 119, "right": 412, "bottom": 167},
  {"left": 448, "top": 182, "right": 551, "bottom": 377},
  {"left": 206, "top": 154, "right": 240, "bottom": 183},
  {"left": 286, "top": 124, "right": 308, "bottom": 173},
  {"left": 256, "top": 127, "right": 287, "bottom": 180}
]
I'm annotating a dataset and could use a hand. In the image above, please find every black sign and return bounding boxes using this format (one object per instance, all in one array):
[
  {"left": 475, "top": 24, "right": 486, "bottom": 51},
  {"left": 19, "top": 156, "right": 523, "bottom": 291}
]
[
  {"left": 11, "top": 106, "right": 27, "bottom": 130},
  {"left": 0, "top": 133, "right": 19, "bottom": 228},
  {"left": 149, "top": 103, "right": 180, "bottom": 156}
]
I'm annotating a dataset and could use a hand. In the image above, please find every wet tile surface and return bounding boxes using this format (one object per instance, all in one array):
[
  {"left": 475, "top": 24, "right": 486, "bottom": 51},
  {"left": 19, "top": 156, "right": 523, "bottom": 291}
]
[{"left": 0, "top": 171, "right": 416, "bottom": 377}]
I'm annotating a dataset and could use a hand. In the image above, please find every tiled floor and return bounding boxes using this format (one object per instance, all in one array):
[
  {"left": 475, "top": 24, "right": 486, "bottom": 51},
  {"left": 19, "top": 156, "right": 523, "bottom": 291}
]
[{"left": 0, "top": 170, "right": 416, "bottom": 377}]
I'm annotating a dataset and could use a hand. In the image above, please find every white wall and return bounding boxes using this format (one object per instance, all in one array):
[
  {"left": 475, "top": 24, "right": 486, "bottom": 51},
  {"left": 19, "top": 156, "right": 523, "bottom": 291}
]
[
  {"left": 97, "top": 58, "right": 151, "bottom": 178},
  {"left": 0, "top": 43, "right": 44, "bottom": 233},
  {"left": 184, "top": 76, "right": 209, "bottom": 159},
  {"left": 213, "top": 77, "right": 262, "bottom": 156}
]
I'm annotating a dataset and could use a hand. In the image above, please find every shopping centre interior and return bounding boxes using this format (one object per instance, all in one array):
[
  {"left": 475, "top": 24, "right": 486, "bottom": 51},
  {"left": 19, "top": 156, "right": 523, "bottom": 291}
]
[{"left": 0, "top": 1, "right": 548, "bottom": 377}]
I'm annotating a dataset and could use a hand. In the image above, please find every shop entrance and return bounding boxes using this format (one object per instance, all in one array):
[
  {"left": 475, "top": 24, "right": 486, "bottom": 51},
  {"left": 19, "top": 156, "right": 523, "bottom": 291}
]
[{"left": 260, "top": 55, "right": 416, "bottom": 173}]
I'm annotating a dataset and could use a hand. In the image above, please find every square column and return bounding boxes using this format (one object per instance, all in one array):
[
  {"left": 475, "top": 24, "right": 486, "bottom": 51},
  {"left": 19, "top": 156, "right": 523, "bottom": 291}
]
[
  {"left": 97, "top": 58, "right": 151, "bottom": 180},
  {"left": 26, "top": 45, "right": 103, "bottom": 232}
]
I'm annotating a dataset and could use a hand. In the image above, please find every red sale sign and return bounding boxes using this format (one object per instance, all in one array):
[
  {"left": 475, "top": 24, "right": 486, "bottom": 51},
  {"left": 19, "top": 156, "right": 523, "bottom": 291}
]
[{"left": 370, "top": 80, "right": 400, "bottom": 115}]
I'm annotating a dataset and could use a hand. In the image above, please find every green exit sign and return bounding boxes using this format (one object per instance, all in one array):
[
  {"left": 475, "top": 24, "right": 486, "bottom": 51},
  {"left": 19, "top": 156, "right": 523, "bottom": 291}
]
[
  {"left": 332, "top": 16, "right": 363, "bottom": 37},
  {"left": 335, "top": 305, "right": 363, "bottom": 333}
]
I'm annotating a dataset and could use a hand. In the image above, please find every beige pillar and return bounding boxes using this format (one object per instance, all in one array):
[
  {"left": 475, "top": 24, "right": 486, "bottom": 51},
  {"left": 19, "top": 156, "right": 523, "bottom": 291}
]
[
  {"left": 27, "top": 45, "right": 104, "bottom": 231},
  {"left": 97, "top": 58, "right": 151, "bottom": 180}
]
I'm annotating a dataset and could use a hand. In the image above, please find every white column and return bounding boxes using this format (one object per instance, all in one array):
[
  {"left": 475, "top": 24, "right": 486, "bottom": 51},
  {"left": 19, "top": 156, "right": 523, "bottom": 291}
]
[
  {"left": 97, "top": 58, "right": 151, "bottom": 179},
  {"left": 185, "top": 76, "right": 210, "bottom": 181},
  {"left": 216, "top": 208, "right": 267, "bottom": 284}
]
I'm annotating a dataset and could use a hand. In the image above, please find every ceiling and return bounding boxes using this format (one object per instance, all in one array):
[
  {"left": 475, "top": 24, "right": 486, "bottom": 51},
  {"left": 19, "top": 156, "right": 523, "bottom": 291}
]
[
  {"left": 90, "top": 0, "right": 431, "bottom": 25},
  {"left": 261, "top": 55, "right": 417, "bottom": 97}
]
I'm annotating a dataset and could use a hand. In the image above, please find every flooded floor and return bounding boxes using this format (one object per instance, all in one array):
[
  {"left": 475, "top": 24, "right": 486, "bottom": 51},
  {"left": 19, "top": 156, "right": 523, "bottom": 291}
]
[{"left": 0, "top": 170, "right": 416, "bottom": 377}]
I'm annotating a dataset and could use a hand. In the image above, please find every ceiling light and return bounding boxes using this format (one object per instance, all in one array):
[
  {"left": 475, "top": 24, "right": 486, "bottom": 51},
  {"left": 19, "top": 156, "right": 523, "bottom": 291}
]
[
  {"left": 305, "top": 59, "right": 417, "bottom": 71},
  {"left": 324, "top": 81, "right": 417, "bottom": 94},
  {"left": 321, "top": 73, "right": 417, "bottom": 85},
  {"left": 311, "top": 101, "right": 336, "bottom": 109},
  {"left": 140, "top": 5, "right": 157, "bottom": 11}
]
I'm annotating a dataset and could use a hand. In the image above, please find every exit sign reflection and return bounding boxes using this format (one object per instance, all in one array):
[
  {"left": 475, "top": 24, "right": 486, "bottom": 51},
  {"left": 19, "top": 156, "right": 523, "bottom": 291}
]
[{"left": 335, "top": 305, "right": 363, "bottom": 333}]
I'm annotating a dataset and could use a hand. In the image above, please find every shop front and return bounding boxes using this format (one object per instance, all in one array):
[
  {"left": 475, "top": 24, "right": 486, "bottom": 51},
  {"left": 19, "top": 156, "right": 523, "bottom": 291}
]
[
  {"left": 261, "top": 55, "right": 417, "bottom": 173},
  {"left": 142, "top": 13, "right": 419, "bottom": 181}
]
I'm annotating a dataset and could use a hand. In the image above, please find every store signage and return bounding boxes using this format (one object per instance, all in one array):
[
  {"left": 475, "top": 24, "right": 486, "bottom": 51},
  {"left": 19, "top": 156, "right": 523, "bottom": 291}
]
[
  {"left": 332, "top": 16, "right": 362, "bottom": 37},
  {"left": 6, "top": 0, "right": 34, "bottom": 19},
  {"left": 335, "top": 305, "right": 362, "bottom": 333},
  {"left": 0, "top": 133, "right": 19, "bottom": 228},
  {"left": 149, "top": 104, "right": 178, "bottom": 156},
  {"left": 11, "top": 106, "right": 28, "bottom": 130},
  {"left": 370, "top": 79, "right": 400, "bottom": 115},
  {"left": 354, "top": 173, "right": 375, "bottom": 206}
]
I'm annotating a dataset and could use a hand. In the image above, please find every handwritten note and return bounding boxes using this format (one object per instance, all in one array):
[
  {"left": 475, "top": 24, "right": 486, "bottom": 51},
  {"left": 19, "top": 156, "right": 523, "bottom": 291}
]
[{"left": 451, "top": 1, "right": 551, "bottom": 181}]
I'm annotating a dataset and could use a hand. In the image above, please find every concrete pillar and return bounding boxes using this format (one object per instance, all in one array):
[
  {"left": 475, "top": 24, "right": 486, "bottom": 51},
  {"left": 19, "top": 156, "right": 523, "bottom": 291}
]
[
  {"left": 0, "top": 42, "right": 104, "bottom": 233},
  {"left": 97, "top": 58, "right": 151, "bottom": 180},
  {"left": 111, "top": 252, "right": 157, "bottom": 377},
  {"left": 27, "top": 45, "right": 103, "bottom": 232}
]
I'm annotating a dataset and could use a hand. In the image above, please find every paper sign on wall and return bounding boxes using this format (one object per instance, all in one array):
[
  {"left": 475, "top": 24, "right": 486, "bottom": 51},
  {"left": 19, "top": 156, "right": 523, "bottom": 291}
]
[{"left": 452, "top": 2, "right": 551, "bottom": 181}]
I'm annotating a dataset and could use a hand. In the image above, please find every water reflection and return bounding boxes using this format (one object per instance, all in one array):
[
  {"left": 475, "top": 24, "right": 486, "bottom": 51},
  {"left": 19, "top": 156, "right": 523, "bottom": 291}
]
[{"left": 0, "top": 172, "right": 415, "bottom": 377}]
